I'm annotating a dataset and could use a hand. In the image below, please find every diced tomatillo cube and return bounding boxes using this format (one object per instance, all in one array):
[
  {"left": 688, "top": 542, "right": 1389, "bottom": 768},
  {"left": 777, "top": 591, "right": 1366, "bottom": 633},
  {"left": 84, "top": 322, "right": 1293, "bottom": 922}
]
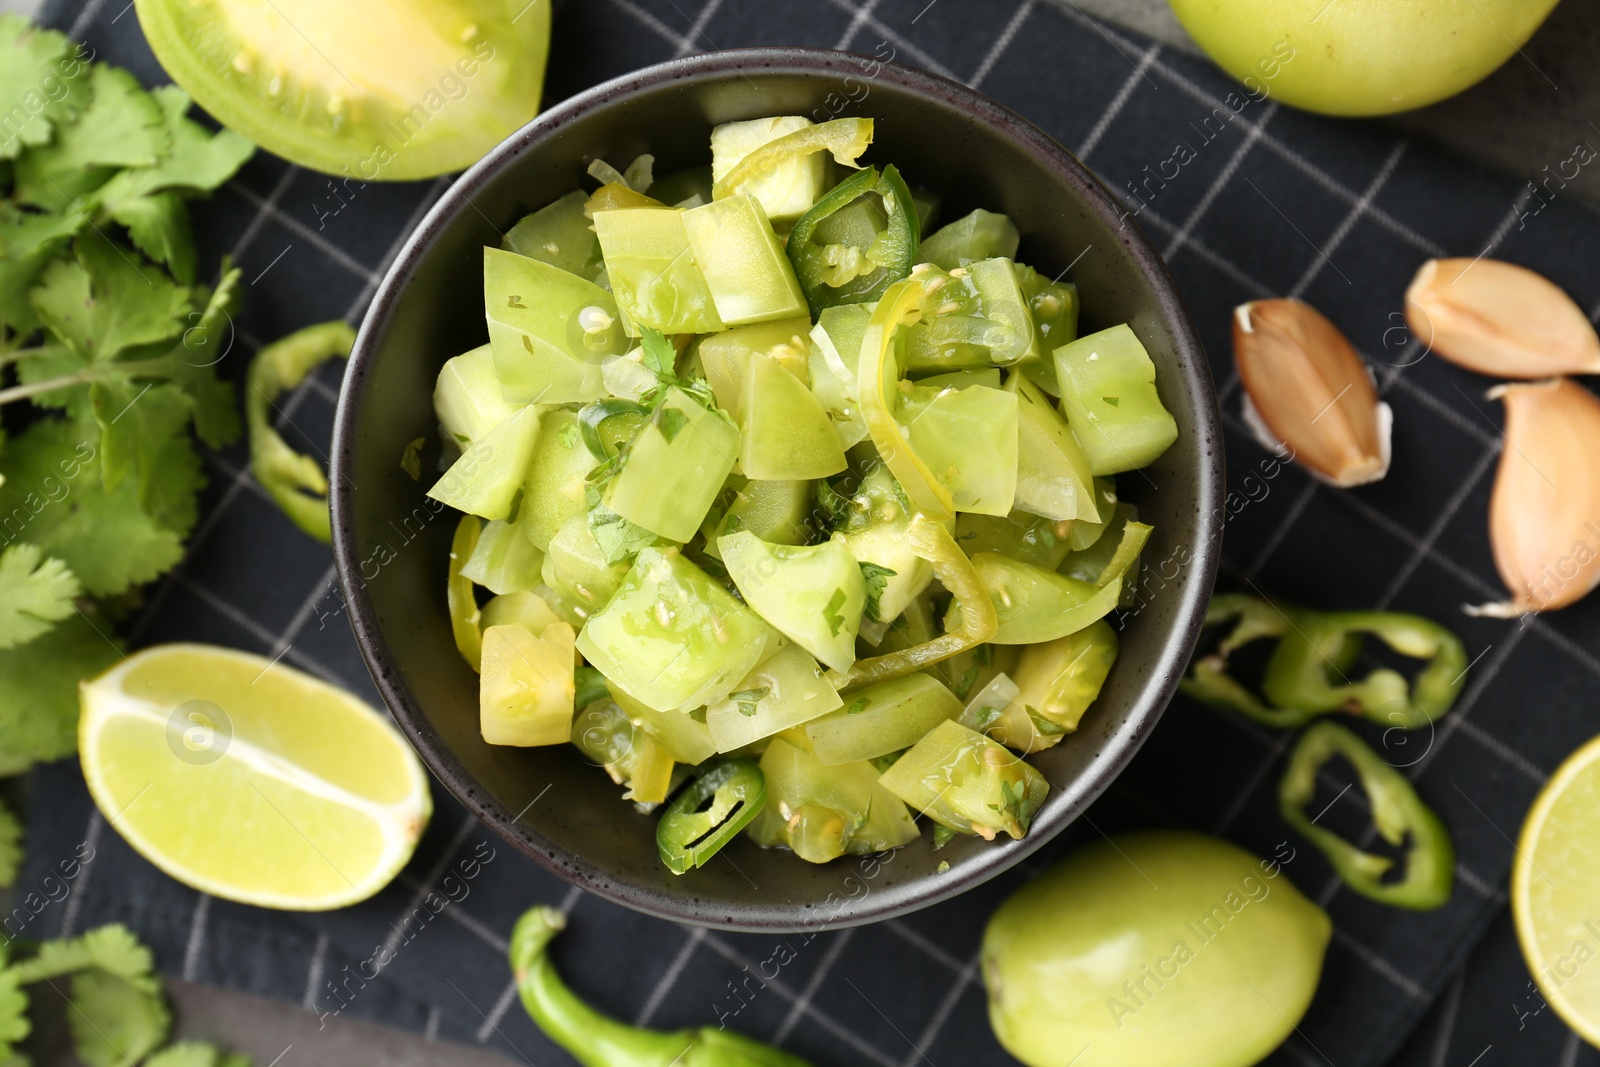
[
  {"left": 480, "top": 622, "right": 576, "bottom": 746},
  {"left": 592, "top": 207, "right": 725, "bottom": 335},
  {"left": 706, "top": 643, "right": 841, "bottom": 752},
  {"left": 710, "top": 116, "right": 828, "bottom": 222},
  {"left": 520, "top": 409, "right": 596, "bottom": 552},
  {"left": 434, "top": 344, "right": 520, "bottom": 447},
  {"left": 719, "top": 531, "right": 865, "bottom": 673},
  {"left": 1007, "top": 372, "right": 1098, "bottom": 523},
  {"left": 602, "top": 388, "right": 740, "bottom": 543},
  {"left": 484, "top": 248, "right": 623, "bottom": 404},
  {"left": 427, "top": 405, "right": 541, "bottom": 520},
  {"left": 745, "top": 736, "right": 918, "bottom": 862},
  {"left": 502, "top": 190, "right": 602, "bottom": 280},
  {"left": 697, "top": 316, "right": 812, "bottom": 419},
  {"left": 739, "top": 351, "right": 847, "bottom": 480},
  {"left": 576, "top": 546, "right": 773, "bottom": 713},
  {"left": 805, "top": 672, "right": 963, "bottom": 765},
  {"left": 1054, "top": 324, "right": 1179, "bottom": 475},
  {"left": 682, "top": 193, "right": 808, "bottom": 325},
  {"left": 877, "top": 719, "right": 1049, "bottom": 840},
  {"left": 900, "top": 382, "right": 1018, "bottom": 516}
]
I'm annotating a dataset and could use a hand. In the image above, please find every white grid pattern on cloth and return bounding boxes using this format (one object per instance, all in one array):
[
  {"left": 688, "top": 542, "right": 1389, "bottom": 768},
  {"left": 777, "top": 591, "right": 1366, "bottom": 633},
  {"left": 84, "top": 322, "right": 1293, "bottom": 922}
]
[{"left": 51, "top": 0, "right": 1595, "bottom": 1059}]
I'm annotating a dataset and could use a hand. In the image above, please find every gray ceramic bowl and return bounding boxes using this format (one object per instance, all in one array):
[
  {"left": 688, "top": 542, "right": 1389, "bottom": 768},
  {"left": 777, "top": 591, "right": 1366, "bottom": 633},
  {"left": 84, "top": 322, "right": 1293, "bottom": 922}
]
[{"left": 331, "top": 48, "right": 1224, "bottom": 931}]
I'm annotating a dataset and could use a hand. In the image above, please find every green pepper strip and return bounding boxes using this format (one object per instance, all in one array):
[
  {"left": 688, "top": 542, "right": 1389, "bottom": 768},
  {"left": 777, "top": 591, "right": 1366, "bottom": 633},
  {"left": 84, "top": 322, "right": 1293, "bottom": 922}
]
[
  {"left": 246, "top": 320, "right": 355, "bottom": 543},
  {"left": 712, "top": 117, "right": 874, "bottom": 201},
  {"left": 578, "top": 399, "right": 649, "bottom": 461},
  {"left": 510, "top": 906, "right": 815, "bottom": 1067},
  {"left": 448, "top": 514, "right": 483, "bottom": 671},
  {"left": 860, "top": 279, "right": 952, "bottom": 520},
  {"left": 1280, "top": 721, "right": 1454, "bottom": 910},
  {"left": 656, "top": 758, "right": 768, "bottom": 875},
  {"left": 786, "top": 163, "right": 920, "bottom": 313},
  {"left": 1180, "top": 595, "right": 1468, "bottom": 730},
  {"left": 834, "top": 517, "right": 999, "bottom": 688}
]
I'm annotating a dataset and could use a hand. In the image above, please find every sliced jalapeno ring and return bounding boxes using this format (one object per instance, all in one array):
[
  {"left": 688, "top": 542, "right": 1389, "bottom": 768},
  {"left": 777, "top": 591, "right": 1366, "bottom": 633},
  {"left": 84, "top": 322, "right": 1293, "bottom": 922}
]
[
  {"left": 1280, "top": 720, "right": 1454, "bottom": 910},
  {"left": 577, "top": 398, "right": 650, "bottom": 461},
  {"left": 787, "top": 163, "right": 920, "bottom": 314},
  {"left": 656, "top": 758, "right": 768, "bottom": 875}
]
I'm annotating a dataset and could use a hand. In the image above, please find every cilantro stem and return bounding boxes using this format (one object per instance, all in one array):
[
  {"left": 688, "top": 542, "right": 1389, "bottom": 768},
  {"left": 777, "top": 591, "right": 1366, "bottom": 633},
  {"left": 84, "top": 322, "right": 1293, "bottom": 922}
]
[
  {"left": 0, "top": 346, "right": 54, "bottom": 369},
  {"left": 0, "top": 357, "right": 175, "bottom": 406}
]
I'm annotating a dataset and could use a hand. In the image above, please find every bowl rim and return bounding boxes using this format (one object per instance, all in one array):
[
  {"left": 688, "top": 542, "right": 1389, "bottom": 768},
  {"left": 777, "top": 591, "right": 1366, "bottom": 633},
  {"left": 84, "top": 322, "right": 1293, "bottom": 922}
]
[{"left": 332, "top": 45, "right": 1225, "bottom": 932}]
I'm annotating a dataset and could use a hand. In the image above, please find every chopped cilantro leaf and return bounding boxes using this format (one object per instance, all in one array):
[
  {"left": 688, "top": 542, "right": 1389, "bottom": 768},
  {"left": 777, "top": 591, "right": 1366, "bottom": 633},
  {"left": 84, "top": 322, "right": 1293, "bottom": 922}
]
[
  {"left": 954, "top": 666, "right": 979, "bottom": 699},
  {"left": 637, "top": 325, "right": 676, "bottom": 379},
  {"left": 846, "top": 696, "right": 870, "bottom": 715},
  {"left": 0, "top": 543, "right": 79, "bottom": 649},
  {"left": 932, "top": 824, "right": 957, "bottom": 850},
  {"left": 399, "top": 436, "right": 425, "bottom": 480},
  {"left": 1026, "top": 705, "right": 1067, "bottom": 737},
  {"left": 653, "top": 404, "right": 689, "bottom": 442},
  {"left": 858, "top": 561, "right": 896, "bottom": 622},
  {"left": 730, "top": 686, "right": 770, "bottom": 716},
  {"left": 823, "top": 587, "right": 848, "bottom": 636}
]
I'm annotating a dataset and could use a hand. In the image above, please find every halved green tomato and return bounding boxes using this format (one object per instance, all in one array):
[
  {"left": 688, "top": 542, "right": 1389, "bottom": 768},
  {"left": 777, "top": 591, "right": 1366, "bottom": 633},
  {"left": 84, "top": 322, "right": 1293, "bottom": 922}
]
[{"left": 134, "top": 0, "right": 551, "bottom": 180}]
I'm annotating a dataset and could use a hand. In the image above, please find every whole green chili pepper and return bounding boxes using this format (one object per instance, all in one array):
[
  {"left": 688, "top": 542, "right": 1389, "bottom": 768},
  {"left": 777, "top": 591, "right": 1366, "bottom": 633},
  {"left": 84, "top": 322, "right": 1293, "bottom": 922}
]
[
  {"left": 510, "top": 906, "right": 814, "bottom": 1067},
  {"left": 786, "top": 164, "right": 919, "bottom": 314},
  {"left": 1180, "top": 594, "right": 1468, "bottom": 730},
  {"left": 1279, "top": 721, "right": 1454, "bottom": 910},
  {"left": 656, "top": 759, "right": 767, "bottom": 874}
]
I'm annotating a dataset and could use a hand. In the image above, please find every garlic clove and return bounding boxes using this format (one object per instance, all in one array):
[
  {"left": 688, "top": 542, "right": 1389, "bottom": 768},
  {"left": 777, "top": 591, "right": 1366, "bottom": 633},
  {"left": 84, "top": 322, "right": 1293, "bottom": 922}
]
[
  {"left": 1469, "top": 378, "right": 1600, "bottom": 616},
  {"left": 1233, "top": 299, "right": 1391, "bottom": 488},
  {"left": 1405, "top": 258, "right": 1600, "bottom": 379}
]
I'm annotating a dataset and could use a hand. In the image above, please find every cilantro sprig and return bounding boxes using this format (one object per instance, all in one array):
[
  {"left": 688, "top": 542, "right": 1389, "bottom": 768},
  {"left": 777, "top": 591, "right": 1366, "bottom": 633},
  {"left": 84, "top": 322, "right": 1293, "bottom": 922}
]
[{"left": 0, "top": 16, "right": 254, "bottom": 779}]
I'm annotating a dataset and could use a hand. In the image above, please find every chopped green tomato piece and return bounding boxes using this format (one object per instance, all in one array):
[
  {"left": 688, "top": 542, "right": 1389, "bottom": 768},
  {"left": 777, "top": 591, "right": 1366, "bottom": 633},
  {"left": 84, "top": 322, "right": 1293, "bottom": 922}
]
[
  {"left": 706, "top": 643, "right": 842, "bottom": 751},
  {"left": 484, "top": 248, "right": 623, "bottom": 404},
  {"left": 708, "top": 479, "right": 814, "bottom": 554},
  {"left": 710, "top": 116, "right": 829, "bottom": 221},
  {"left": 841, "top": 517, "right": 999, "bottom": 688},
  {"left": 698, "top": 317, "right": 812, "bottom": 419},
  {"left": 719, "top": 531, "right": 866, "bottom": 674},
  {"left": 602, "top": 388, "right": 740, "bottom": 543},
  {"left": 866, "top": 590, "right": 937, "bottom": 654},
  {"left": 624, "top": 734, "right": 677, "bottom": 805},
  {"left": 1007, "top": 372, "right": 1098, "bottom": 522},
  {"left": 816, "top": 304, "right": 872, "bottom": 372},
  {"left": 739, "top": 351, "right": 848, "bottom": 480},
  {"left": 449, "top": 514, "right": 484, "bottom": 671},
  {"left": 920, "top": 209, "right": 1020, "bottom": 269},
  {"left": 713, "top": 117, "right": 874, "bottom": 203},
  {"left": 541, "top": 516, "right": 629, "bottom": 615},
  {"left": 461, "top": 517, "right": 546, "bottom": 595},
  {"left": 681, "top": 192, "right": 808, "bottom": 325},
  {"left": 608, "top": 682, "right": 718, "bottom": 766},
  {"left": 1060, "top": 502, "right": 1142, "bottom": 599},
  {"left": 805, "top": 672, "right": 963, "bottom": 765},
  {"left": 860, "top": 278, "right": 954, "bottom": 520},
  {"left": 1054, "top": 324, "right": 1179, "bottom": 475},
  {"left": 592, "top": 208, "right": 725, "bottom": 335},
  {"left": 570, "top": 698, "right": 639, "bottom": 785},
  {"left": 1068, "top": 476, "right": 1119, "bottom": 551},
  {"left": 434, "top": 344, "right": 520, "bottom": 448},
  {"left": 808, "top": 314, "right": 871, "bottom": 450},
  {"left": 787, "top": 163, "right": 919, "bottom": 314},
  {"left": 746, "top": 736, "right": 918, "bottom": 861},
  {"left": 482, "top": 591, "right": 562, "bottom": 634},
  {"left": 428, "top": 406, "right": 542, "bottom": 520},
  {"left": 957, "top": 672, "right": 1031, "bottom": 747},
  {"left": 1012, "top": 619, "right": 1119, "bottom": 734},
  {"left": 584, "top": 182, "right": 664, "bottom": 215},
  {"left": 600, "top": 349, "right": 659, "bottom": 401},
  {"left": 955, "top": 511, "right": 1073, "bottom": 571},
  {"left": 899, "top": 382, "right": 1018, "bottom": 516},
  {"left": 576, "top": 547, "right": 774, "bottom": 712},
  {"left": 955, "top": 521, "right": 1151, "bottom": 643},
  {"left": 836, "top": 464, "right": 934, "bottom": 622},
  {"left": 1014, "top": 264, "right": 1079, "bottom": 395},
  {"left": 480, "top": 622, "right": 577, "bottom": 746},
  {"left": 656, "top": 758, "right": 768, "bottom": 874},
  {"left": 878, "top": 719, "right": 1049, "bottom": 840},
  {"left": 521, "top": 410, "right": 597, "bottom": 552},
  {"left": 503, "top": 190, "right": 602, "bottom": 281},
  {"left": 903, "top": 259, "right": 1034, "bottom": 371}
]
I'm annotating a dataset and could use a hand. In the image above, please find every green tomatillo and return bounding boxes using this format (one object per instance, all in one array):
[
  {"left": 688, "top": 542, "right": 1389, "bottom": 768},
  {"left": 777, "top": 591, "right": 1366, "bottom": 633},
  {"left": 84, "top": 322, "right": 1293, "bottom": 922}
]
[{"left": 982, "top": 830, "right": 1330, "bottom": 1067}]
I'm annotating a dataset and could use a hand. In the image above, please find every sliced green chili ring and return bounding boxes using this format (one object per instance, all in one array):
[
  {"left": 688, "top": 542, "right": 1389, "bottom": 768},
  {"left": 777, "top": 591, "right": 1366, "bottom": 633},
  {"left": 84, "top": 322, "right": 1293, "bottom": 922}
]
[
  {"left": 787, "top": 163, "right": 920, "bottom": 315},
  {"left": 1181, "top": 595, "right": 1467, "bottom": 731},
  {"left": 656, "top": 758, "right": 768, "bottom": 875},
  {"left": 1262, "top": 610, "right": 1469, "bottom": 730},
  {"left": 577, "top": 398, "right": 649, "bottom": 461},
  {"left": 573, "top": 665, "right": 612, "bottom": 712},
  {"left": 1280, "top": 721, "right": 1454, "bottom": 910}
]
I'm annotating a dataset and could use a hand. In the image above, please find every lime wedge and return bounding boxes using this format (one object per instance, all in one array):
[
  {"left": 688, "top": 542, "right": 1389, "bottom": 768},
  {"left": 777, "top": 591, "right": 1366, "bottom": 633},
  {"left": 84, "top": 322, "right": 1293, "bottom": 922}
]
[
  {"left": 79, "top": 644, "right": 431, "bottom": 910},
  {"left": 1513, "top": 733, "right": 1600, "bottom": 1043}
]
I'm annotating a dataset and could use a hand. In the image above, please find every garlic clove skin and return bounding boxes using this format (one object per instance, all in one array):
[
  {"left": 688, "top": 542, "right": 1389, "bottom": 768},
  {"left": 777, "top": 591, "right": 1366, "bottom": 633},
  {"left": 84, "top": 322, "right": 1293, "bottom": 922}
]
[
  {"left": 1471, "top": 378, "right": 1600, "bottom": 617},
  {"left": 1233, "top": 299, "right": 1391, "bottom": 488},
  {"left": 1406, "top": 258, "right": 1600, "bottom": 379}
]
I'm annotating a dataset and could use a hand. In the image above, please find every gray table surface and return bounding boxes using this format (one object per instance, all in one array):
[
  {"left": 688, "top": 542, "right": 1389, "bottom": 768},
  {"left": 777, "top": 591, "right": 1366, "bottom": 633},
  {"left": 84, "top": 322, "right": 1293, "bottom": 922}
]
[{"left": 7, "top": 0, "right": 1599, "bottom": 1063}]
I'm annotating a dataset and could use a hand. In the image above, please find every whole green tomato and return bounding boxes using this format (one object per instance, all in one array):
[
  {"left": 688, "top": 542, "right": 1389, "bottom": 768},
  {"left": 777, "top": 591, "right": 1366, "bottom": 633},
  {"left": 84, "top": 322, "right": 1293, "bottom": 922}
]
[
  {"left": 1168, "top": 0, "right": 1562, "bottom": 116},
  {"left": 982, "top": 831, "right": 1330, "bottom": 1067}
]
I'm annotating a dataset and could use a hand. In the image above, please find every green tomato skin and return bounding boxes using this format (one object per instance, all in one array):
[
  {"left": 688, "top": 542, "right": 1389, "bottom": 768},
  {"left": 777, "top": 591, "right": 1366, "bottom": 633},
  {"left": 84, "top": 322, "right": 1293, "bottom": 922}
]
[
  {"left": 982, "top": 831, "right": 1330, "bottom": 1067},
  {"left": 1168, "top": 0, "right": 1561, "bottom": 116}
]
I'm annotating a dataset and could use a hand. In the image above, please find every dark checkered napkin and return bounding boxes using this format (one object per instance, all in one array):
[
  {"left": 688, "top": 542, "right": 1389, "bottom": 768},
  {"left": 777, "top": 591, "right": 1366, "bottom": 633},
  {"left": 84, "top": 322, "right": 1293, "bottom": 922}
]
[{"left": 24, "top": 0, "right": 1600, "bottom": 1063}]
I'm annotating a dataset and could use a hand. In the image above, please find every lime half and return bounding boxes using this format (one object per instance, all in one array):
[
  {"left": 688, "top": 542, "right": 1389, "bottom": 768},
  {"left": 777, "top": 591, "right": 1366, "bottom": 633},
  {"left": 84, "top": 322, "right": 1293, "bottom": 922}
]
[
  {"left": 80, "top": 644, "right": 431, "bottom": 910},
  {"left": 1513, "top": 732, "right": 1600, "bottom": 1043}
]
